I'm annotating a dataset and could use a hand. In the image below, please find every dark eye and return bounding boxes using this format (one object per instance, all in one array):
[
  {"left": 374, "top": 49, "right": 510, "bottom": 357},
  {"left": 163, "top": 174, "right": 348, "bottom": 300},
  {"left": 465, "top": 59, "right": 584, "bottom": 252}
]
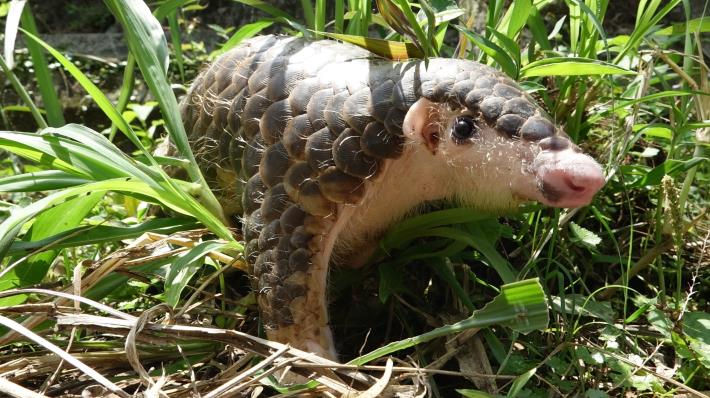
[{"left": 451, "top": 116, "right": 478, "bottom": 143}]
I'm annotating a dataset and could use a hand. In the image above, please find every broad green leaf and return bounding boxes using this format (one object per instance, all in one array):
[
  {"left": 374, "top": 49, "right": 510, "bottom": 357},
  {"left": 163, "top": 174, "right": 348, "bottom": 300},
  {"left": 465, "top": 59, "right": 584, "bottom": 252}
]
[
  {"left": 165, "top": 241, "right": 225, "bottom": 307},
  {"left": 521, "top": 57, "right": 635, "bottom": 77},
  {"left": 349, "top": 278, "right": 548, "bottom": 365},
  {"left": 683, "top": 312, "right": 710, "bottom": 367},
  {"left": 655, "top": 16, "right": 710, "bottom": 35},
  {"left": 631, "top": 158, "right": 708, "bottom": 187},
  {"left": 550, "top": 294, "right": 614, "bottom": 323},
  {"left": 634, "top": 124, "right": 673, "bottom": 139},
  {"left": 585, "top": 390, "right": 610, "bottom": 398},
  {"left": 683, "top": 312, "right": 710, "bottom": 345},
  {"left": 569, "top": 222, "right": 602, "bottom": 249},
  {"left": 378, "top": 262, "right": 408, "bottom": 302}
]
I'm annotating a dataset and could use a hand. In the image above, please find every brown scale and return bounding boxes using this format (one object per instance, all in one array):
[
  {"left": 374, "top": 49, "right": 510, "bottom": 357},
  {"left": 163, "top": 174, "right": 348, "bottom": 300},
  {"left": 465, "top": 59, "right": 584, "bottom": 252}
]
[{"left": 181, "top": 35, "right": 557, "bottom": 357}]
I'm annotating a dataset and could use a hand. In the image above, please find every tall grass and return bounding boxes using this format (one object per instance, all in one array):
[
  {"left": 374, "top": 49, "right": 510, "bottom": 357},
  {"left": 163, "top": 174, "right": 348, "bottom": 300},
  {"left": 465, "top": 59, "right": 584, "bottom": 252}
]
[{"left": 0, "top": 0, "right": 707, "bottom": 396}]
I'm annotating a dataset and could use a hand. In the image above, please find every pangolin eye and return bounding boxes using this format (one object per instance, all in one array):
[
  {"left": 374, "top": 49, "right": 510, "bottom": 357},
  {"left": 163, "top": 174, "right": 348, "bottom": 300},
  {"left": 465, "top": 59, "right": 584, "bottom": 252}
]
[{"left": 451, "top": 116, "right": 478, "bottom": 142}]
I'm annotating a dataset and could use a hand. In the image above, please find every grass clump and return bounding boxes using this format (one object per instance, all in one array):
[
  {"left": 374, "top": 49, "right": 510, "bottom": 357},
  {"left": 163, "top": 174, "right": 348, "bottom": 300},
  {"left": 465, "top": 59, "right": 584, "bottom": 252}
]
[{"left": 0, "top": 0, "right": 708, "bottom": 396}]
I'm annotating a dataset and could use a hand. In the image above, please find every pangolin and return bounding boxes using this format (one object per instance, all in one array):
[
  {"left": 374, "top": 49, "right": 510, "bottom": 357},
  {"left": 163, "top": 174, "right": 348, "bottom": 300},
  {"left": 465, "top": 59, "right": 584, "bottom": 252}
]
[{"left": 179, "top": 35, "right": 605, "bottom": 359}]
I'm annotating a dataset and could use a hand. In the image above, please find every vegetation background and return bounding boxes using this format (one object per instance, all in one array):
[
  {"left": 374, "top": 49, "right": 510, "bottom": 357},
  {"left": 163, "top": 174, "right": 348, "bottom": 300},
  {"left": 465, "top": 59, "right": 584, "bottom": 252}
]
[{"left": 0, "top": 0, "right": 707, "bottom": 397}]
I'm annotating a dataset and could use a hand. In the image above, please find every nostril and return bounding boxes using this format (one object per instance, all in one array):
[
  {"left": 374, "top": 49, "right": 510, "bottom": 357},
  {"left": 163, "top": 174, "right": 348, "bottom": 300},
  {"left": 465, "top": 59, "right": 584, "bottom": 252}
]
[{"left": 564, "top": 176, "right": 586, "bottom": 192}]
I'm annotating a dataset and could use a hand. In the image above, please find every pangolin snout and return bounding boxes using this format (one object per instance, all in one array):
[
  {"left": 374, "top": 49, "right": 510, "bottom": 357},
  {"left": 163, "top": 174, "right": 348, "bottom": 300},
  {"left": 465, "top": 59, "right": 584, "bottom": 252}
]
[{"left": 534, "top": 145, "right": 605, "bottom": 208}]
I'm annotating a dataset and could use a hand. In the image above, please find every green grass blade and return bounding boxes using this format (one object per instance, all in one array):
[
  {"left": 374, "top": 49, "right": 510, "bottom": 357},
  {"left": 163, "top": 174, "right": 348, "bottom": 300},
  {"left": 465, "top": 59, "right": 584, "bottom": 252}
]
[
  {"left": 486, "top": 0, "right": 505, "bottom": 30},
  {"left": 348, "top": 278, "right": 548, "bottom": 365},
  {"left": 0, "top": 126, "right": 236, "bottom": 246},
  {"left": 320, "top": 32, "right": 424, "bottom": 59},
  {"left": 0, "top": 131, "right": 114, "bottom": 179},
  {"left": 567, "top": 0, "right": 581, "bottom": 53},
  {"left": 616, "top": 0, "right": 682, "bottom": 61},
  {"left": 109, "top": 54, "right": 135, "bottom": 142},
  {"left": 430, "top": 257, "right": 476, "bottom": 312},
  {"left": 3, "top": 0, "right": 24, "bottom": 69},
  {"left": 526, "top": 5, "right": 551, "bottom": 52},
  {"left": 381, "top": 208, "right": 488, "bottom": 248},
  {"left": 420, "top": 0, "right": 439, "bottom": 56},
  {"left": 6, "top": 218, "right": 199, "bottom": 258},
  {"left": 0, "top": 55, "right": 47, "bottom": 129},
  {"left": 0, "top": 180, "right": 130, "bottom": 261},
  {"left": 104, "top": 0, "right": 226, "bottom": 221},
  {"left": 314, "top": 0, "right": 325, "bottom": 38},
  {"left": 507, "top": 367, "right": 537, "bottom": 397},
  {"left": 487, "top": 28, "right": 521, "bottom": 71},
  {"left": 234, "top": 0, "right": 297, "bottom": 23},
  {"left": 380, "top": 224, "right": 516, "bottom": 284},
  {"left": 19, "top": 29, "right": 148, "bottom": 155},
  {"left": 335, "top": 0, "right": 344, "bottom": 33},
  {"left": 167, "top": 10, "right": 185, "bottom": 81},
  {"left": 210, "top": 20, "right": 274, "bottom": 58},
  {"left": 567, "top": 0, "right": 609, "bottom": 58},
  {"left": 0, "top": 192, "right": 103, "bottom": 306},
  {"left": 454, "top": 25, "right": 518, "bottom": 78},
  {"left": 165, "top": 240, "right": 225, "bottom": 307},
  {"left": 501, "top": 0, "right": 532, "bottom": 38},
  {"left": 301, "top": 0, "right": 316, "bottom": 30},
  {"left": 392, "top": 0, "right": 431, "bottom": 57},
  {"left": 582, "top": 90, "right": 695, "bottom": 127},
  {"left": 0, "top": 178, "right": 224, "bottom": 260},
  {"left": 19, "top": 7, "right": 65, "bottom": 127},
  {"left": 520, "top": 57, "right": 635, "bottom": 77},
  {"left": 655, "top": 16, "right": 710, "bottom": 35},
  {"left": 360, "top": 0, "right": 373, "bottom": 36},
  {"left": 0, "top": 170, "right": 92, "bottom": 192},
  {"left": 153, "top": 0, "right": 195, "bottom": 20}
]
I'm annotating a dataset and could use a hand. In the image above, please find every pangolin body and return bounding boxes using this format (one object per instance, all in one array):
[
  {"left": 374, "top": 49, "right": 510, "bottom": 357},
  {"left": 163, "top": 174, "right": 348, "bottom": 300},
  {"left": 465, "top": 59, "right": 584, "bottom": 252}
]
[{"left": 180, "top": 35, "right": 605, "bottom": 359}]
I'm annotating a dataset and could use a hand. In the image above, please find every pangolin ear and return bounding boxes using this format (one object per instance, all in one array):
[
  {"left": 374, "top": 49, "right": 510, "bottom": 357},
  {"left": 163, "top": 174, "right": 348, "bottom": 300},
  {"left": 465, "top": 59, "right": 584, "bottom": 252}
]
[{"left": 402, "top": 98, "right": 444, "bottom": 154}]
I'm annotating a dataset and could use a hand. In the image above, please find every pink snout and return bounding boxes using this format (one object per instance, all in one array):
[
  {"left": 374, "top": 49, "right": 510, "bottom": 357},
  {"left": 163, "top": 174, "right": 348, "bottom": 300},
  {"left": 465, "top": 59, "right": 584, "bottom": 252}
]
[{"left": 536, "top": 150, "right": 605, "bottom": 208}]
